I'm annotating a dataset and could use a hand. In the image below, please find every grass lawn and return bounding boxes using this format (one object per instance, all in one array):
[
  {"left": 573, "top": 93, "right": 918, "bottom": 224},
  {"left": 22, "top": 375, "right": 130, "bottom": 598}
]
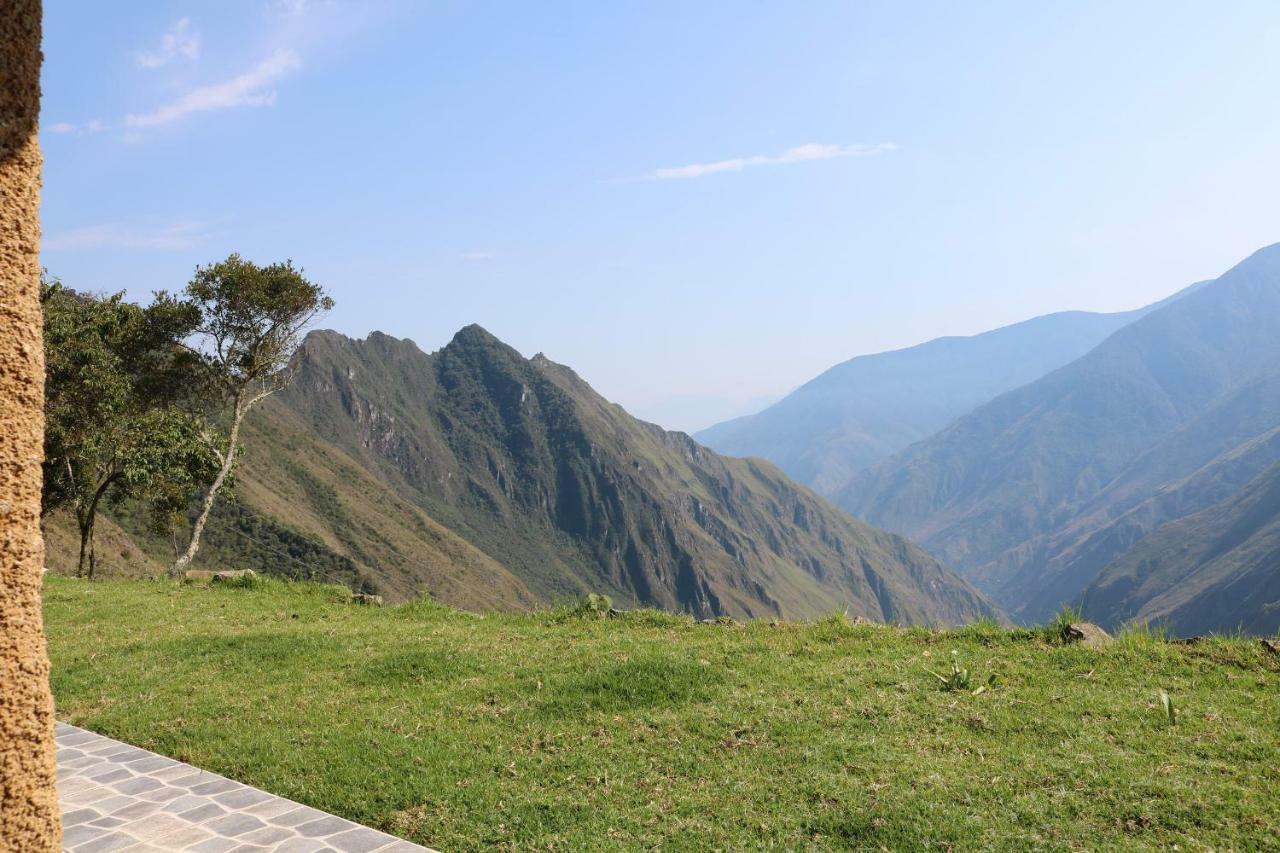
[{"left": 43, "top": 575, "right": 1280, "bottom": 851}]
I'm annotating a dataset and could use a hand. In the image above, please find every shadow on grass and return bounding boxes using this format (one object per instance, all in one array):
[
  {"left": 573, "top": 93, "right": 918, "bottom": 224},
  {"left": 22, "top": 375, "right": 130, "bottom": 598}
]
[{"left": 539, "top": 654, "right": 723, "bottom": 716}]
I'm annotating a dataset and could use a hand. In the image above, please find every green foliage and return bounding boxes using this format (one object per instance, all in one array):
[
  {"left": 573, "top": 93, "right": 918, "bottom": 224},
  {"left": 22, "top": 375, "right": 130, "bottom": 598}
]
[
  {"left": 1043, "top": 605, "right": 1084, "bottom": 645},
  {"left": 560, "top": 592, "right": 614, "bottom": 620},
  {"left": 41, "top": 279, "right": 215, "bottom": 576},
  {"left": 1117, "top": 621, "right": 1172, "bottom": 649},
  {"left": 927, "top": 650, "right": 998, "bottom": 695},
  {"left": 43, "top": 576, "right": 1280, "bottom": 851},
  {"left": 186, "top": 254, "right": 334, "bottom": 393},
  {"left": 171, "top": 255, "right": 334, "bottom": 574},
  {"left": 811, "top": 611, "right": 875, "bottom": 642},
  {"left": 1159, "top": 690, "right": 1176, "bottom": 726}
]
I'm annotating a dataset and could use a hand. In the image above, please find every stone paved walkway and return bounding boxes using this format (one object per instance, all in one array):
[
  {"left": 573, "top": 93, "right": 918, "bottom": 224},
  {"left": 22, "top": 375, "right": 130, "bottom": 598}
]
[{"left": 56, "top": 723, "right": 436, "bottom": 852}]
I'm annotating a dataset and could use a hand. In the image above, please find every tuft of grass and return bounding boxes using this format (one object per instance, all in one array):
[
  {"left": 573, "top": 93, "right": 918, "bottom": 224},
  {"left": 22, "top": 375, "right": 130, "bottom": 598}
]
[
  {"left": 42, "top": 576, "right": 1280, "bottom": 852},
  {"left": 1159, "top": 690, "right": 1176, "bottom": 726},
  {"left": 1042, "top": 604, "right": 1085, "bottom": 645},
  {"left": 811, "top": 611, "right": 876, "bottom": 642},
  {"left": 552, "top": 592, "right": 615, "bottom": 622},
  {"left": 1116, "top": 621, "right": 1173, "bottom": 651}
]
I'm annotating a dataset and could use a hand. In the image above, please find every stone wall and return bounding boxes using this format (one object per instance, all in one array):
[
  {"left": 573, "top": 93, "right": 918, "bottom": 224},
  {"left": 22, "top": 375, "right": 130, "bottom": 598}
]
[{"left": 0, "top": 1, "right": 61, "bottom": 849}]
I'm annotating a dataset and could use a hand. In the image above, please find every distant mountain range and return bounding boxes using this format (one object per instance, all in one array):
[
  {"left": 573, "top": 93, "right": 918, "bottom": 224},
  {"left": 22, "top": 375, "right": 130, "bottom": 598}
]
[
  {"left": 695, "top": 287, "right": 1200, "bottom": 496},
  {"left": 842, "top": 243, "right": 1280, "bottom": 632},
  {"left": 42, "top": 242, "right": 1280, "bottom": 635}
]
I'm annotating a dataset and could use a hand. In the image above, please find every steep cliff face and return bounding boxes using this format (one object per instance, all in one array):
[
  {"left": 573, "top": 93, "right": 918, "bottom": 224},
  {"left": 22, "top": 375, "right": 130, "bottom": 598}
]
[
  {"left": 257, "top": 326, "right": 995, "bottom": 624},
  {"left": 0, "top": 1, "right": 61, "bottom": 848}
]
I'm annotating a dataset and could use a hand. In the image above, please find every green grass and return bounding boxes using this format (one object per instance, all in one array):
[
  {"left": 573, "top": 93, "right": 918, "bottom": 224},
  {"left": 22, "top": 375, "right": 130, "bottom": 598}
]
[{"left": 43, "top": 576, "right": 1280, "bottom": 851}]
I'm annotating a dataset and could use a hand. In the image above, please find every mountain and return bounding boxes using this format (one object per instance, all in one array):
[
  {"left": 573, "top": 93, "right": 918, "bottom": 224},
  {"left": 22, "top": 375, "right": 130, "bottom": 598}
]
[
  {"left": 1081, "top": 461, "right": 1280, "bottom": 635},
  {"left": 841, "top": 243, "right": 1280, "bottom": 627},
  {"left": 694, "top": 289, "right": 1199, "bottom": 497},
  {"left": 209, "top": 325, "right": 993, "bottom": 623}
]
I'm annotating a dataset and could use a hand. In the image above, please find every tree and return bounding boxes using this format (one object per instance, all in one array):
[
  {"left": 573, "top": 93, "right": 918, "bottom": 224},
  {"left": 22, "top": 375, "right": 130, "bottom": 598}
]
[
  {"left": 41, "top": 280, "right": 215, "bottom": 578},
  {"left": 169, "top": 255, "right": 333, "bottom": 576}
]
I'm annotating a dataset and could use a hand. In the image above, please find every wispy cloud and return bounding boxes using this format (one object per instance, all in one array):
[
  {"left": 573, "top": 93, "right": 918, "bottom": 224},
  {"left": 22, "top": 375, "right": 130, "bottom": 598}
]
[
  {"left": 125, "top": 48, "right": 301, "bottom": 128},
  {"left": 461, "top": 250, "right": 496, "bottom": 262},
  {"left": 272, "top": 0, "right": 317, "bottom": 17},
  {"left": 46, "top": 119, "right": 107, "bottom": 136},
  {"left": 643, "top": 142, "right": 898, "bottom": 181},
  {"left": 136, "top": 18, "right": 201, "bottom": 69},
  {"left": 43, "top": 221, "right": 211, "bottom": 252}
]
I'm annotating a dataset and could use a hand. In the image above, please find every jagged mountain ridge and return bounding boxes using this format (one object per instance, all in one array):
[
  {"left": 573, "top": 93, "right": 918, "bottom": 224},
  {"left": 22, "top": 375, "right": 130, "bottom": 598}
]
[
  {"left": 842, "top": 243, "right": 1280, "bottom": 628},
  {"left": 253, "top": 324, "right": 995, "bottom": 622},
  {"left": 695, "top": 285, "right": 1201, "bottom": 496}
]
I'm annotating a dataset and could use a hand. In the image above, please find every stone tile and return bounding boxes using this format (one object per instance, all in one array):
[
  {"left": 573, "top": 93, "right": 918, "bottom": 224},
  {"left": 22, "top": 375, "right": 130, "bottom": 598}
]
[
  {"left": 82, "top": 765, "right": 135, "bottom": 784},
  {"left": 329, "top": 827, "right": 402, "bottom": 852},
  {"left": 215, "top": 787, "right": 272, "bottom": 809},
  {"left": 162, "top": 794, "right": 214, "bottom": 814},
  {"left": 60, "top": 783, "right": 116, "bottom": 806},
  {"left": 88, "top": 816, "right": 129, "bottom": 829},
  {"left": 205, "top": 812, "right": 269, "bottom": 838},
  {"left": 61, "top": 807, "right": 102, "bottom": 827},
  {"left": 272, "top": 840, "right": 331, "bottom": 853},
  {"left": 122, "top": 810, "right": 191, "bottom": 841},
  {"left": 238, "top": 824, "right": 297, "bottom": 845},
  {"left": 127, "top": 754, "right": 182, "bottom": 773},
  {"left": 112, "top": 775, "right": 166, "bottom": 796},
  {"left": 73, "top": 830, "right": 137, "bottom": 852},
  {"left": 93, "top": 794, "right": 144, "bottom": 815},
  {"left": 57, "top": 774, "right": 102, "bottom": 794},
  {"left": 152, "top": 763, "right": 206, "bottom": 782},
  {"left": 136, "top": 784, "right": 188, "bottom": 803},
  {"left": 112, "top": 800, "right": 165, "bottom": 821},
  {"left": 190, "top": 778, "right": 242, "bottom": 796},
  {"left": 62, "top": 823, "right": 109, "bottom": 847},
  {"left": 242, "top": 797, "right": 300, "bottom": 820},
  {"left": 177, "top": 802, "right": 228, "bottom": 824},
  {"left": 147, "top": 824, "right": 217, "bottom": 849},
  {"left": 57, "top": 729, "right": 100, "bottom": 746},
  {"left": 269, "top": 807, "right": 330, "bottom": 828},
  {"left": 296, "top": 816, "right": 357, "bottom": 838},
  {"left": 189, "top": 838, "right": 242, "bottom": 853}
]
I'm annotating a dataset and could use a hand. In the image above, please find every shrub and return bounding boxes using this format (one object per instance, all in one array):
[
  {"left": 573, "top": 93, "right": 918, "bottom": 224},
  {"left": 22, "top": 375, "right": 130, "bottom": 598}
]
[
  {"left": 562, "top": 593, "right": 614, "bottom": 620},
  {"left": 1043, "top": 605, "right": 1084, "bottom": 645}
]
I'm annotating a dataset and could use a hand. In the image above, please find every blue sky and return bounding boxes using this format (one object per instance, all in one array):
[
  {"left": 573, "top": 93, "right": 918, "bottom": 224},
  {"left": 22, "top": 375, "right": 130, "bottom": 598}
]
[{"left": 40, "top": 1, "right": 1280, "bottom": 431}]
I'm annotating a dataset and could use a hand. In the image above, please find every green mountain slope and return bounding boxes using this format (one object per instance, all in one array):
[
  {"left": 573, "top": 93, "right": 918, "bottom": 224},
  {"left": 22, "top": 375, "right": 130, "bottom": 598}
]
[
  {"left": 254, "top": 325, "right": 994, "bottom": 623},
  {"left": 695, "top": 286, "right": 1200, "bottom": 496},
  {"left": 841, "top": 243, "right": 1280, "bottom": 627},
  {"left": 1082, "top": 461, "right": 1280, "bottom": 635}
]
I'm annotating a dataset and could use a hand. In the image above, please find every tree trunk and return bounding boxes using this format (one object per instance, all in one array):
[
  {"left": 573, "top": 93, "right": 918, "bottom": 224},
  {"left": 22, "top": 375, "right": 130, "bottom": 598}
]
[
  {"left": 76, "top": 475, "right": 116, "bottom": 580},
  {"left": 170, "top": 392, "right": 245, "bottom": 577},
  {"left": 87, "top": 518, "right": 96, "bottom": 581},
  {"left": 76, "top": 515, "right": 89, "bottom": 579}
]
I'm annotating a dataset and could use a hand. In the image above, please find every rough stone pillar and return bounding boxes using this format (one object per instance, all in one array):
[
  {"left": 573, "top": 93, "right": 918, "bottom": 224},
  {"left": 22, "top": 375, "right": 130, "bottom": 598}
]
[{"left": 0, "top": 1, "right": 61, "bottom": 850}]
